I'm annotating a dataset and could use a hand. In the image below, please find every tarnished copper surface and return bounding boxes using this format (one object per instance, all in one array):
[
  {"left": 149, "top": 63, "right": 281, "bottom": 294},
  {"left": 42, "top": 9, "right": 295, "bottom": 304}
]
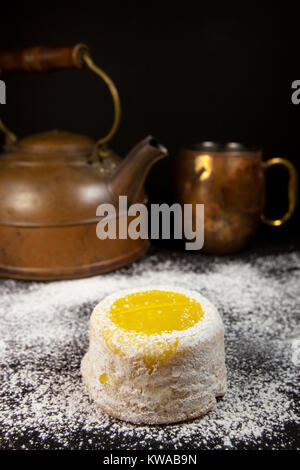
[
  {"left": 0, "top": 45, "right": 170, "bottom": 280},
  {"left": 174, "top": 145, "right": 266, "bottom": 254},
  {"left": 0, "top": 131, "right": 167, "bottom": 280}
]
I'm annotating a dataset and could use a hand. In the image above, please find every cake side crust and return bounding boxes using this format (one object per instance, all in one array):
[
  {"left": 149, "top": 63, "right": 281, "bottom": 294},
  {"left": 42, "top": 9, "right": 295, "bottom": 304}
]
[{"left": 81, "top": 287, "right": 227, "bottom": 424}]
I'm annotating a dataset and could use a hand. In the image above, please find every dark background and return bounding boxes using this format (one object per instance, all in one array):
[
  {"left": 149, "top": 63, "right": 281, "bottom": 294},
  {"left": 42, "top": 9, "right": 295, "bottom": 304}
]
[{"left": 0, "top": 2, "right": 299, "bottom": 241}]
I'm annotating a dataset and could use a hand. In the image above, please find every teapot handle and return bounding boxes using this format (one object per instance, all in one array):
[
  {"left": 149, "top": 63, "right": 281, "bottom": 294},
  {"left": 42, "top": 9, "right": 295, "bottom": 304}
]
[
  {"left": 0, "top": 118, "right": 17, "bottom": 151},
  {"left": 0, "top": 44, "right": 89, "bottom": 72},
  {"left": 0, "top": 44, "right": 121, "bottom": 154}
]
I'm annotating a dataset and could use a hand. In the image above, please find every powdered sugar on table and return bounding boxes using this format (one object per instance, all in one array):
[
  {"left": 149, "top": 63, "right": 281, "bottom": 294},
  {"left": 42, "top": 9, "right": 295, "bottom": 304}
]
[{"left": 0, "top": 248, "right": 299, "bottom": 449}]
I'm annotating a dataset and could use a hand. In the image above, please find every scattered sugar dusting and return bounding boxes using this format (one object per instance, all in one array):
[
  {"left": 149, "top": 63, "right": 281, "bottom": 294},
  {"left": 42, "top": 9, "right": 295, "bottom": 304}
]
[{"left": 0, "top": 249, "right": 299, "bottom": 450}]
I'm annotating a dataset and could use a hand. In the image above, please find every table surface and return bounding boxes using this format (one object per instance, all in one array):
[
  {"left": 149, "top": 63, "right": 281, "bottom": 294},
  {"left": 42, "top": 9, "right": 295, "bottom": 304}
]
[{"left": 0, "top": 239, "right": 299, "bottom": 450}]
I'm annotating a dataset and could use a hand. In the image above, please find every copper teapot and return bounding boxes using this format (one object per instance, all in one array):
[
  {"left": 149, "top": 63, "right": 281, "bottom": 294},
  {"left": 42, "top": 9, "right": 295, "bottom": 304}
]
[{"left": 0, "top": 44, "right": 168, "bottom": 280}]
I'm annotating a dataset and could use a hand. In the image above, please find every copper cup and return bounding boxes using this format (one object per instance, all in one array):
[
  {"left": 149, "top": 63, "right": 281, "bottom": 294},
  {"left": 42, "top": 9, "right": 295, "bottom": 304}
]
[{"left": 174, "top": 142, "right": 298, "bottom": 254}]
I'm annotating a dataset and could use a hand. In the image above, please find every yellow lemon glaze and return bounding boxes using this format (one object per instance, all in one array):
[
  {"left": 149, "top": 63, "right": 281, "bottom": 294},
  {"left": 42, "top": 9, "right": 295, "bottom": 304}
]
[
  {"left": 109, "top": 290, "right": 204, "bottom": 335},
  {"left": 99, "top": 373, "right": 108, "bottom": 384},
  {"left": 100, "top": 290, "right": 204, "bottom": 370}
]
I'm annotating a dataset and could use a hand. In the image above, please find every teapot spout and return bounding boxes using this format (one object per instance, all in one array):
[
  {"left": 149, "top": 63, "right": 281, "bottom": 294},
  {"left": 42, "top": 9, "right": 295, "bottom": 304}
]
[{"left": 110, "top": 136, "right": 168, "bottom": 204}]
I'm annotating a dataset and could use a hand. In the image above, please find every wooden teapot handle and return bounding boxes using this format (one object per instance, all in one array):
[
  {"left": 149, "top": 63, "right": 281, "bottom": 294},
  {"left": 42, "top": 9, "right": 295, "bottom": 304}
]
[
  {"left": 0, "top": 44, "right": 89, "bottom": 73},
  {"left": 0, "top": 44, "right": 121, "bottom": 152}
]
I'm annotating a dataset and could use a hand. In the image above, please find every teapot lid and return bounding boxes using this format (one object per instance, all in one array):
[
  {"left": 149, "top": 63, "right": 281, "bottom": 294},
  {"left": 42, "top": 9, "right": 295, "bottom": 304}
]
[{"left": 15, "top": 130, "right": 95, "bottom": 156}]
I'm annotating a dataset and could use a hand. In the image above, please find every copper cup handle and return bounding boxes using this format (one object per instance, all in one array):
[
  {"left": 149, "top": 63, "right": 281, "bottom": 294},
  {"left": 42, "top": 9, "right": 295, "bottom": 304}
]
[{"left": 261, "top": 158, "right": 298, "bottom": 226}]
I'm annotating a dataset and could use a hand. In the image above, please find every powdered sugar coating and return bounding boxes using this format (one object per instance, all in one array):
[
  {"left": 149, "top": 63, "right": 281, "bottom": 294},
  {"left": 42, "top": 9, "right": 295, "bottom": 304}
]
[
  {"left": 91, "top": 286, "right": 223, "bottom": 356},
  {"left": 82, "top": 286, "right": 226, "bottom": 424},
  {"left": 0, "top": 248, "right": 299, "bottom": 449}
]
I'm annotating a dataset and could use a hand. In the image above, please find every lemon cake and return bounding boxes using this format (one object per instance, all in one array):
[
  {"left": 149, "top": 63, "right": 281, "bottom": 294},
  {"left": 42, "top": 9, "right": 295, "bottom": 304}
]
[{"left": 81, "top": 286, "right": 227, "bottom": 424}]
